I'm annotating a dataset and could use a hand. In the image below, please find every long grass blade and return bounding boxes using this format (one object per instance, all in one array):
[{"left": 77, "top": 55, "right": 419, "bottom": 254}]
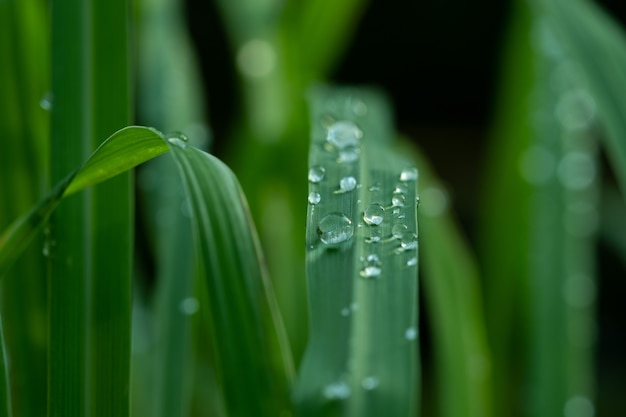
[
  {"left": 410, "top": 145, "right": 492, "bottom": 417},
  {"left": 0, "top": 0, "right": 49, "bottom": 414},
  {"left": 167, "top": 138, "right": 295, "bottom": 417},
  {"left": 0, "top": 319, "right": 10, "bottom": 417},
  {"left": 293, "top": 86, "right": 419, "bottom": 417},
  {"left": 535, "top": 0, "right": 626, "bottom": 199}
]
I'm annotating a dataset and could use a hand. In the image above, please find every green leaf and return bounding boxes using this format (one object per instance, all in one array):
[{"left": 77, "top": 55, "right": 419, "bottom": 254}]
[
  {"left": 410, "top": 145, "right": 492, "bottom": 417},
  {"left": 293, "top": 86, "right": 419, "bottom": 417},
  {"left": 536, "top": 0, "right": 626, "bottom": 199},
  {"left": 166, "top": 138, "right": 295, "bottom": 417},
  {"left": 0, "top": 126, "right": 168, "bottom": 279}
]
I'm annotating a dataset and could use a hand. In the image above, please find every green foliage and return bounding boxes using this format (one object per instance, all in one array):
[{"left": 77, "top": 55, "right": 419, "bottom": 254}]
[{"left": 1, "top": 0, "right": 626, "bottom": 416}]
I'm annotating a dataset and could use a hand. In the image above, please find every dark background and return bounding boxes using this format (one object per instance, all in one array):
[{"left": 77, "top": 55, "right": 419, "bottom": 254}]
[{"left": 184, "top": 0, "right": 626, "bottom": 414}]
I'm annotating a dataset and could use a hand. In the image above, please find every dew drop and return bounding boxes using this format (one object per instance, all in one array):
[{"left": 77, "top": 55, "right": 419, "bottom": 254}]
[
  {"left": 167, "top": 132, "right": 189, "bottom": 148},
  {"left": 366, "top": 254, "right": 380, "bottom": 264},
  {"left": 360, "top": 266, "right": 382, "bottom": 279},
  {"left": 317, "top": 213, "right": 354, "bottom": 245},
  {"left": 407, "top": 257, "right": 418, "bottom": 266},
  {"left": 361, "top": 376, "right": 379, "bottom": 390},
  {"left": 350, "top": 98, "right": 368, "bottom": 116},
  {"left": 392, "top": 224, "right": 408, "bottom": 239},
  {"left": 363, "top": 203, "right": 385, "bottom": 225},
  {"left": 394, "top": 183, "right": 409, "bottom": 194},
  {"left": 392, "top": 193, "right": 406, "bottom": 207},
  {"left": 399, "top": 232, "right": 418, "bottom": 251},
  {"left": 326, "top": 121, "right": 362, "bottom": 149},
  {"left": 337, "top": 147, "right": 360, "bottom": 163},
  {"left": 308, "top": 192, "right": 321, "bottom": 205},
  {"left": 340, "top": 307, "right": 351, "bottom": 317},
  {"left": 338, "top": 176, "right": 357, "bottom": 192},
  {"left": 555, "top": 89, "right": 596, "bottom": 131},
  {"left": 323, "top": 381, "right": 351, "bottom": 400},
  {"left": 308, "top": 166, "right": 326, "bottom": 183},
  {"left": 405, "top": 327, "right": 418, "bottom": 341},
  {"left": 40, "top": 92, "right": 53, "bottom": 111},
  {"left": 179, "top": 297, "right": 199, "bottom": 315},
  {"left": 368, "top": 184, "right": 381, "bottom": 192},
  {"left": 400, "top": 167, "right": 418, "bottom": 181}
]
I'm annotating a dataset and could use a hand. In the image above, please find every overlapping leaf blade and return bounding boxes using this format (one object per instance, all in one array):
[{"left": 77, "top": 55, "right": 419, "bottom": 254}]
[{"left": 294, "top": 87, "right": 419, "bottom": 417}]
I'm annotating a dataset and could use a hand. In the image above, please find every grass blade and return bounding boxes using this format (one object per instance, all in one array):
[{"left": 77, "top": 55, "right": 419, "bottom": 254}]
[
  {"left": 0, "top": 0, "right": 49, "bottom": 414},
  {"left": 535, "top": 0, "right": 626, "bottom": 199},
  {"left": 0, "top": 319, "right": 9, "bottom": 417},
  {"left": 410, "top": 146, "right": 492, "bottom": 417},
  {"left": 0, "top": 127, "right": 168, "bottom": 278},
  {"left": 294, "top": 86, "right": 419, "bottom": 417},
  {"left": 167, "top": 139, "right": 295, "bottom": 417}
]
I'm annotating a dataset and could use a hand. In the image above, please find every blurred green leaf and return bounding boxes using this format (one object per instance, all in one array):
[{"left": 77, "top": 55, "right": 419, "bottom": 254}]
[
  {"left": 410, "top": 146, "right": 492, "bottom": 417},
  {"left": 294, "top": 86, "right": 419, "bottom": 417},
  {"left": 167, "top": 139, "right": 295, "bottom": 417}
]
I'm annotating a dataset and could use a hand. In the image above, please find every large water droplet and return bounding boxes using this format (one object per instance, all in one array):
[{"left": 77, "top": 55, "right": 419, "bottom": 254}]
[
  {"left": 317, "top": 213, "right": 354, "bottom": 245},
  {"left": 361, "top": 376, "right": 379, "bottom": 390},
  {"left": 363, "top": 203, "right": 385, "bottom": 225},
  {"left": 407, "top": 257, "right": 418, "bottom": 267},
  {"left": 308, "top": 166, "right": 326, "bottom": 183},
  {"left": 179, "top": 297, "right": 199, "bottom": 315},
  {"left": 323, "top": 381, "right": 351, "bottom": 400},
  {"left": 338, "top": 176, "right": 357, "bottom": 192},
  {"left": 308, "top": 192, "right": 321, "bottom": 205},
  {"left": 400, "top": 167, "right": 418, "bottom": 181},
  {"left": 366, "top": 254, "right": 380, "bottom": 264},
  {"left": 326, "top": 121, "right": 362, "bottom": 149}
]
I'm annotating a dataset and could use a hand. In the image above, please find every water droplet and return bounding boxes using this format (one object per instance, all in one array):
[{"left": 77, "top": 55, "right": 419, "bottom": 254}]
[
  {"left": 400, "top": 167, "right": 418, "bottom": 181},
  {"left": 407, "top": 257, "right": 417, "bottom": 266},
  {"left": 323, "top": 381, "right": 351, "bottom": 400},
  {"left": 360, "top": 265, "right": 382, "bottom": 279},
  {"left": 338, "top": 176, "right": 357, "bottom": 193},
  {"left": 308, "top": 192, "right": 321, "bottom": 205},
  {"left": 317, "top": 213, "right": 354, "bottom": 245},
  {"left": 326, "top": 121, "right": 362, "bottom": 149},
  {"left": 392, "top": 224, "right": 408, "bottom": 238},
  {"left": 394, "top": 183, "right": 409, "bottom": 194},
  {"left": 179, "top": 297, "right": 199, "bottom": 315},
  {"left": 361, "top": 376, "right": 379, "bottom": 390},
  {"left": 340, "top": 307, "right": 350, "bottom": 317},
  {"left": 405, "top": 327, "right": 418, "bottom": 340},
  {"left": 167, "top": 132, "right": 189, "bottom": 148},
  {"left": 42, "top": 242, "right": 50, "bottom": 257},
  {"left": 350, "top": 97, "right": 368, "bottom": 116},
  {"left": 40, "top": 92, "right": 53, "bottom": 110},
  {"left": 236, "top": 39, "right": 276, "bottom": 78},
  {"left": 363, "top": 203, "right": 385, "bottom": 225},
  {"left": 555, "top": 89, "right": 596, "bottom": 131},
  {"left": 557, "top": 151, "right": 596, "bottom": 190},
  {"left": 308, "top": 166, "right": 326, "bottom": 183},
  {"left": 563, "top": 396, "right": 595, "bottom": 417},
  {"left": 337, "top": 147, "right": 360, "bottom": 163},
  {"left": 351, "top": 302, "right": 359, "bottom": 311},
  {"left": 392, "top": 193, "right": 406, "bottom": 207},
  {"left": 368, "top": 184, "right": 381, "bottom": 192},
  {"left": 366, "top": 254, "right": 380, "bottom": 264},
  {"left": 399, "top": 232, "right": 418, "bottom": 251}
]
